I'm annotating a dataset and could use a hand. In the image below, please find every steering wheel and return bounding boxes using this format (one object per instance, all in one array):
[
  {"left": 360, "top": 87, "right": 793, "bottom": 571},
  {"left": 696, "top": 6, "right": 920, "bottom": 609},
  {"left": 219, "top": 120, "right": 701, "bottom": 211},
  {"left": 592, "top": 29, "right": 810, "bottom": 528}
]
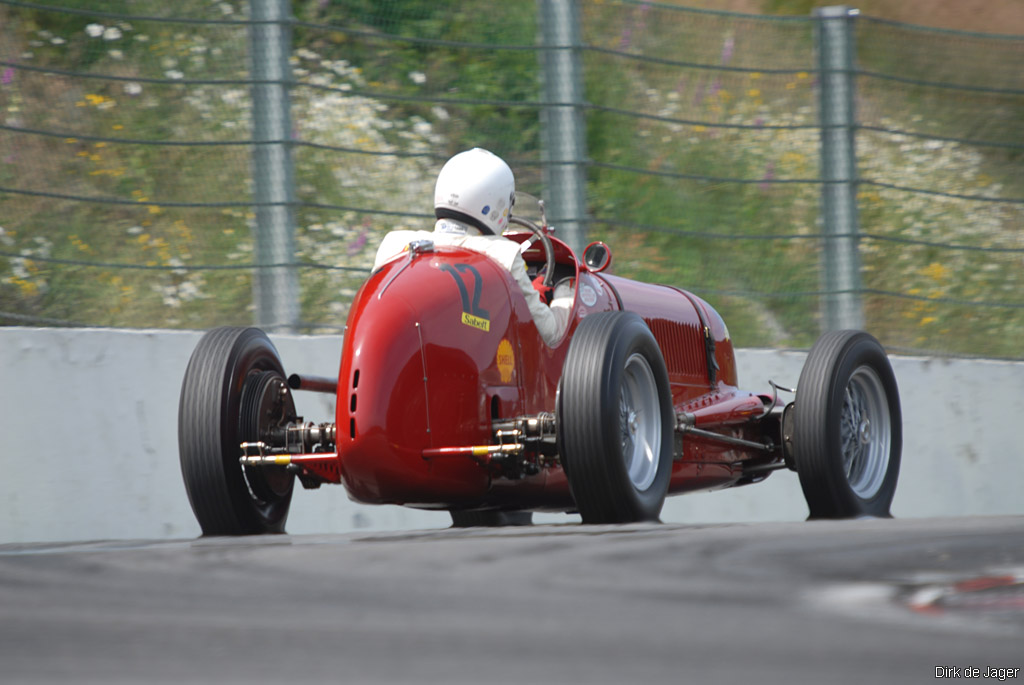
[{"left": 507, "top": 215, "right": 556, "bottom": 288}]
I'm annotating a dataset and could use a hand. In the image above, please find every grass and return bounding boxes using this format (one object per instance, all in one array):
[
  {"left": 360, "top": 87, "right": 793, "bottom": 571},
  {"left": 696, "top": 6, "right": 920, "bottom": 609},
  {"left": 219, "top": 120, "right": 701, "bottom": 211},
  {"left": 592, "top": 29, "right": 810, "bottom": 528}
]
[{"left": 1, "top": 0, "right": 1022, "bottom": 358}]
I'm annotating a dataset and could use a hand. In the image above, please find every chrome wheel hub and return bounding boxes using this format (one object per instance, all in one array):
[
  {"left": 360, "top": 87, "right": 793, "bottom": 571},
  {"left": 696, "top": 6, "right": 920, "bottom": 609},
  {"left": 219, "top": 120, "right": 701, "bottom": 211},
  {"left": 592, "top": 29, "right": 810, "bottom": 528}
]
[
  {"left": 840, "top": 365, "right": 891, "bottom": 499},
  {"left": 618, "top": 353, "right": 661, "bottom": 492}
]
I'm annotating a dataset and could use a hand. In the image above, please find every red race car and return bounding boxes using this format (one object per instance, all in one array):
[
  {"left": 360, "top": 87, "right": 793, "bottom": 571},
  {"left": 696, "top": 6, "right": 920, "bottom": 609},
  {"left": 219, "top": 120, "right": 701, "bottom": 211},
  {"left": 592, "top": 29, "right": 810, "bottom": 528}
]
[{"left": 178, "top": 196, "right": 902, "bottom": 534}]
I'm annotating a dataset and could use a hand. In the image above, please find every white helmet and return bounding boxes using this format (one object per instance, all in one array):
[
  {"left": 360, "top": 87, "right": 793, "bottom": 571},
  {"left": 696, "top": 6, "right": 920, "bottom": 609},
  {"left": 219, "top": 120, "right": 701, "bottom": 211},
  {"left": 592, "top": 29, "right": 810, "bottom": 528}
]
[{"left": 434, "top": 148, "right": 515, "bottom": 235}]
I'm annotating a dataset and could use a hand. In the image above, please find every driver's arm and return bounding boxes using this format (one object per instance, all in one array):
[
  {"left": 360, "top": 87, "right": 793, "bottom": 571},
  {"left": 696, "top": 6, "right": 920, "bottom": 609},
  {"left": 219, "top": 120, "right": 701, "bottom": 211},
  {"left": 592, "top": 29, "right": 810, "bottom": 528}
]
[{"left": 510, "top": 252, "right": 560, "bottom": 346}]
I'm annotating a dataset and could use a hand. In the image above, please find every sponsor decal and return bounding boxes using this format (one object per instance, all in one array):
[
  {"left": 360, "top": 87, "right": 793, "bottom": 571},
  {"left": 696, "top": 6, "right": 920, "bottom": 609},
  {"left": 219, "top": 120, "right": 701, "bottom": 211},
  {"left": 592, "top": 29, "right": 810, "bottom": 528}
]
[
  {"left": 496, "top": 338, "right": 515, "bottom": 383},
  {"left": 462, "top": 312, "right": 490, "bottom": 332},
  {"left": 481, "top": 205, "right": 490, "bottom": 215},
  {"left": 581, "top": 284, "right": 598, "bottom": 307},
  {"left": 441, "top": 262, "right": 491, "bottom": 332},
  {"left": 436, "top": 219, "right": 465, "bottom": 235}
]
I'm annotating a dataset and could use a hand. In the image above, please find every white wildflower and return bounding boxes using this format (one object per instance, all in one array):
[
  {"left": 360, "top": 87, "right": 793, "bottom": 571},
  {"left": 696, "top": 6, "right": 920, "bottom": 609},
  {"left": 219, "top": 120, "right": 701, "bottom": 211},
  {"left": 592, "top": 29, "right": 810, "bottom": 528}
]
[
  {"left": 124, "top": 82, "right": 142, "bottom": 96},
  {"left": 165, "top": 70, "right": 184, "bottom": 80},
  {"left": 85, "top": 24, "right": 105, "bottom": 38},
  {"left": 167, "top": 258, "right": 188, "bottom": 276},
  {"left": 102, "top": 27, "right": 122, "bottom": 41},
  {"left": 178, "top": 281, "right": 202, "bottom": 300},
  {"left": 408, "top": 71, "right": 426, "bottom": 85}
]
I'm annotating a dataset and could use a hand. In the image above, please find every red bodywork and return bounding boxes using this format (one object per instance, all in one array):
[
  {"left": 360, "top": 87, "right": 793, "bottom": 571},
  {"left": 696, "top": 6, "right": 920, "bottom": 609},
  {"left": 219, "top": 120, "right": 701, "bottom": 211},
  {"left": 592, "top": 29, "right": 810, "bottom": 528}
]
[{"left": 291, "top": 232, "right": 780, "bottom": 513}]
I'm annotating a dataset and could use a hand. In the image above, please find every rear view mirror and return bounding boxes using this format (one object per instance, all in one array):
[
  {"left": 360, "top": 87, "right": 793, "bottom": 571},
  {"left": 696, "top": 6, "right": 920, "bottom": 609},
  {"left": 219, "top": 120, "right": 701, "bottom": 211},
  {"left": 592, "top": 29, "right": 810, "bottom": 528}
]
[{"left": 582, "top": 241, "right": 612, "bottom": 273}]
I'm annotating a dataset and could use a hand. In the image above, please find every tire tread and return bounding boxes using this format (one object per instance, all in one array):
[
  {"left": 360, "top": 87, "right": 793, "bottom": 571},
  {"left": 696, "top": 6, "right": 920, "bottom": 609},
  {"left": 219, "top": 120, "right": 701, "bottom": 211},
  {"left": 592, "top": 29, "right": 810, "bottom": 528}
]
[
  {"left": 793, "top": 330, "right": 901, "bottom": 518},
  {"left": 178, "top": 327, "right": 291, "bottom": 535},
  {"left": 559, "top": 312, "right": 673, "bottom": 523}
]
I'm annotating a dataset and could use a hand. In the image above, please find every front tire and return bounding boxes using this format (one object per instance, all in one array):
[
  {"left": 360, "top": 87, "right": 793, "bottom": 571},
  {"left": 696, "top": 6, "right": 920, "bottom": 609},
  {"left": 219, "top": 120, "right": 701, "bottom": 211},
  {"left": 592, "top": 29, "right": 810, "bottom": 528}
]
[
  {"left": 792, "top": 330, "right": 902, "bottom": 519},
  {"left": 558, "top": 312, "right": 674, "bottom": 524},
  {"left": 178, "top": 327, "right": 296, "bottom": 535}
]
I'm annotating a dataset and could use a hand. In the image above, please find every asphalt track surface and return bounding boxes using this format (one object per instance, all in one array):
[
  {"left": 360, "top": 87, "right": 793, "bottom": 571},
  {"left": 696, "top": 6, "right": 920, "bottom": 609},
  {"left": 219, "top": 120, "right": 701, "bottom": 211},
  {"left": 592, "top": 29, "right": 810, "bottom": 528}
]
[{"left": 2, "top": 516, "right": 1023, "bottom": 685}]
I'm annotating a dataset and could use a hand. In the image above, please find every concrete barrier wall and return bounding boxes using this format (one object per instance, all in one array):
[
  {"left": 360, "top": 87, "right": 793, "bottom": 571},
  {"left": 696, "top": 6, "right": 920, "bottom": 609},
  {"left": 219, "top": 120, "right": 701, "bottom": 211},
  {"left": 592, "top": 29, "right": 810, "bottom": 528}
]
[{"left": 2, "top": 327, "right": 1021, "bottom": 544}]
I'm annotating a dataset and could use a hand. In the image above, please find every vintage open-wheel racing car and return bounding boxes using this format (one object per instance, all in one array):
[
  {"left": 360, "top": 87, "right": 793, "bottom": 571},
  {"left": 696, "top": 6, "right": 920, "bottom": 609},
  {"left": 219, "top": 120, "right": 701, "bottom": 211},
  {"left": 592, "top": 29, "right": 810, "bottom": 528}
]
[{"left": 178, "top": 196, "right": 902, "bottom": 534}]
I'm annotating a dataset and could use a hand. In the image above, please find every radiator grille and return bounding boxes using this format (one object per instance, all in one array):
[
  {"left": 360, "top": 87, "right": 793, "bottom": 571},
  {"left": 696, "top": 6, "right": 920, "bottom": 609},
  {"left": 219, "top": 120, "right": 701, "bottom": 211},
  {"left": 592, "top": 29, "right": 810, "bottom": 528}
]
[{"left": 644, "top": 317, "right": 704, "bottom": 378}]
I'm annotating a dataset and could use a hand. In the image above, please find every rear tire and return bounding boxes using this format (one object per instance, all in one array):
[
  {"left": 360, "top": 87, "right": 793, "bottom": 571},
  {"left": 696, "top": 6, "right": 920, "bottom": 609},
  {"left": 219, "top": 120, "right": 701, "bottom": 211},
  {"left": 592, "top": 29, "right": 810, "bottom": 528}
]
[
  {"left": 558, "top": 312, "right": 673, "bottom": 524},
  {"left": 792, "top": 330, "right": 901, "bottom": 519},
  {"left": 178, "top": 327, "right": 296, "bottom": 535}
]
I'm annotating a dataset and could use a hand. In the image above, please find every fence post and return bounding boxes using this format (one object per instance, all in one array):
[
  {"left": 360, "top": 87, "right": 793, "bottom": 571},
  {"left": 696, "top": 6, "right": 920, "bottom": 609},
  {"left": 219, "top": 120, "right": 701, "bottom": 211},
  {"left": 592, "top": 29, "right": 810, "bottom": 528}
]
[
  {"left": 814, "top": 6, "right": 864, "bottom": 331},
  {"left": 538, "top": 0, "right": 587, "bottom": 256},
  {"left": 249, "top": 0, "right": 298, "bottom": 332}
]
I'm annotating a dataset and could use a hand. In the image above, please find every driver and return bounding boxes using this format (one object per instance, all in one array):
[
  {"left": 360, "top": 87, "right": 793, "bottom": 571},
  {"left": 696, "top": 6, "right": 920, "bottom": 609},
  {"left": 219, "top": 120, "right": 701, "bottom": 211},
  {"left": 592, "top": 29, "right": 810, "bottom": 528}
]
[{"left": 373, "top": 148, "right": 565, "bottom": 346}]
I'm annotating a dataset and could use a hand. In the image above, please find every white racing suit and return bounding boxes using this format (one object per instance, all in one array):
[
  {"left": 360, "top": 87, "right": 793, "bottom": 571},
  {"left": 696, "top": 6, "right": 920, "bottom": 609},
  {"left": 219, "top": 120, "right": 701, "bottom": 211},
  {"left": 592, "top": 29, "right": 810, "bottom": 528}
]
[{"left": 372, "top": 218, "right": 565, "bottom": 346}]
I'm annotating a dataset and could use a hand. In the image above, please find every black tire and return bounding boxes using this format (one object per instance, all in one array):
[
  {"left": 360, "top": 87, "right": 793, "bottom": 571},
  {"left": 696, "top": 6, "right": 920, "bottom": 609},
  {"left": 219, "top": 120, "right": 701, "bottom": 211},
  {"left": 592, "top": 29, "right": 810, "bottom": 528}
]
[
  {"left": 178, "top": 327, "right": 296, "bottom": 535},
  {"left": 792, "top": 330, "right": 902, "bottom": 519},
  {"left": 558, "top": 311, "right": 674, "bottom": 524},
  {"left": 449, "top": 510, "right": 534, "bottom": 528}
]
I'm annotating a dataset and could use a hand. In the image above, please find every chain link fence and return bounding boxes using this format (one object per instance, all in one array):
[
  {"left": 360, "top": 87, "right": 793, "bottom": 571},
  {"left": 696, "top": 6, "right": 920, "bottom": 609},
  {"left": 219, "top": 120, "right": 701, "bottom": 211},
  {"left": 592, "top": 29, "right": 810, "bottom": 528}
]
[{"left": 1, "top": 0, "right": 1022, "bottom": 357}]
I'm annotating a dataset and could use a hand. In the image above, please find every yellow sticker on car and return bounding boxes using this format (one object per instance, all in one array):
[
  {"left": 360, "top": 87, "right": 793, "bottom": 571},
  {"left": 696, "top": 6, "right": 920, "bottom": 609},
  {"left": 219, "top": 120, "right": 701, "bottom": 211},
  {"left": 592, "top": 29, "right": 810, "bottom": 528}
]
[
  {"left": 496, "top": 338, "right": 514, "bottom": 383},
  {"left": 461, "top": 312, "right": 490, "bottom": 332}
]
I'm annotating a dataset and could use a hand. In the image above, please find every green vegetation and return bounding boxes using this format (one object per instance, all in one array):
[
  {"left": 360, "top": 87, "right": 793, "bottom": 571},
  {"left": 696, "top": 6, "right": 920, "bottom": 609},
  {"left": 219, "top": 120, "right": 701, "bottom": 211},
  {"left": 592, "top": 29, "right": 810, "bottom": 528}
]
[{"left": 1, "top": 0, "right": 1021, "bottom": 357}]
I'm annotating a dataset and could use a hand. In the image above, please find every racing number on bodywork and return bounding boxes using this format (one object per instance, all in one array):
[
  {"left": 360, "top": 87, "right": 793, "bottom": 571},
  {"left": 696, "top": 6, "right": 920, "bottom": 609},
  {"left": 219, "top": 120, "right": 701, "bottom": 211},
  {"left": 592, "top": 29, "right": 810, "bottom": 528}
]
[{"left": 440, "top": 263, "right": 491, "bottom": 332}]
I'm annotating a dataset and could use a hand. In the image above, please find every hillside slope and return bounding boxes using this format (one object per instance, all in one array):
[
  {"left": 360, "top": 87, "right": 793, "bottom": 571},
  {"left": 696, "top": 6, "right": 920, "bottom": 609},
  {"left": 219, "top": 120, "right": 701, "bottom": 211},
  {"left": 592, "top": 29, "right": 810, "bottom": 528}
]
[{"left": 675, "top": 0, "right": 1024, "bottom": 35}]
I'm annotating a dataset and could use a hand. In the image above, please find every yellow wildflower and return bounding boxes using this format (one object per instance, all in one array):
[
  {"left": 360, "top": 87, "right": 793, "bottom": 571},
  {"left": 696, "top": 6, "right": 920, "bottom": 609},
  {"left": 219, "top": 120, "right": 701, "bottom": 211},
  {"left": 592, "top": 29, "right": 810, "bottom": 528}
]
[{"left": 921, "top": 262, "right": 950, "bottom": 282}]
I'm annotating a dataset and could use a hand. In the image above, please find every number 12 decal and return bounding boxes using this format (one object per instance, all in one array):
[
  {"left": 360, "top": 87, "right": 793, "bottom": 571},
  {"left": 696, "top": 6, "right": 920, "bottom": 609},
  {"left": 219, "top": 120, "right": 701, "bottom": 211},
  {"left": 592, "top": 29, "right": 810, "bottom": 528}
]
[{"left": 440, "top": 263, "right": 491, "bottom": 332}]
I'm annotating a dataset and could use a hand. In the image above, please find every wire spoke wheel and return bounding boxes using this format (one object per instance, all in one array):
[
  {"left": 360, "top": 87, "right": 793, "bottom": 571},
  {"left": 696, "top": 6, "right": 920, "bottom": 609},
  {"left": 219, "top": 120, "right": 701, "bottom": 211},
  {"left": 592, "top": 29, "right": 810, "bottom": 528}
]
[
  {"left": 839, "top": 366, "right": 891, "bottom": 499},
  {"left": 619, "top": 353, "right": 661, "bottom": 492},
  {"left": 558, "top": 312, "right": 673, "bottom": 524},
  {"left": 792, "top": 330, "right": 902, "bottom": 519}
]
